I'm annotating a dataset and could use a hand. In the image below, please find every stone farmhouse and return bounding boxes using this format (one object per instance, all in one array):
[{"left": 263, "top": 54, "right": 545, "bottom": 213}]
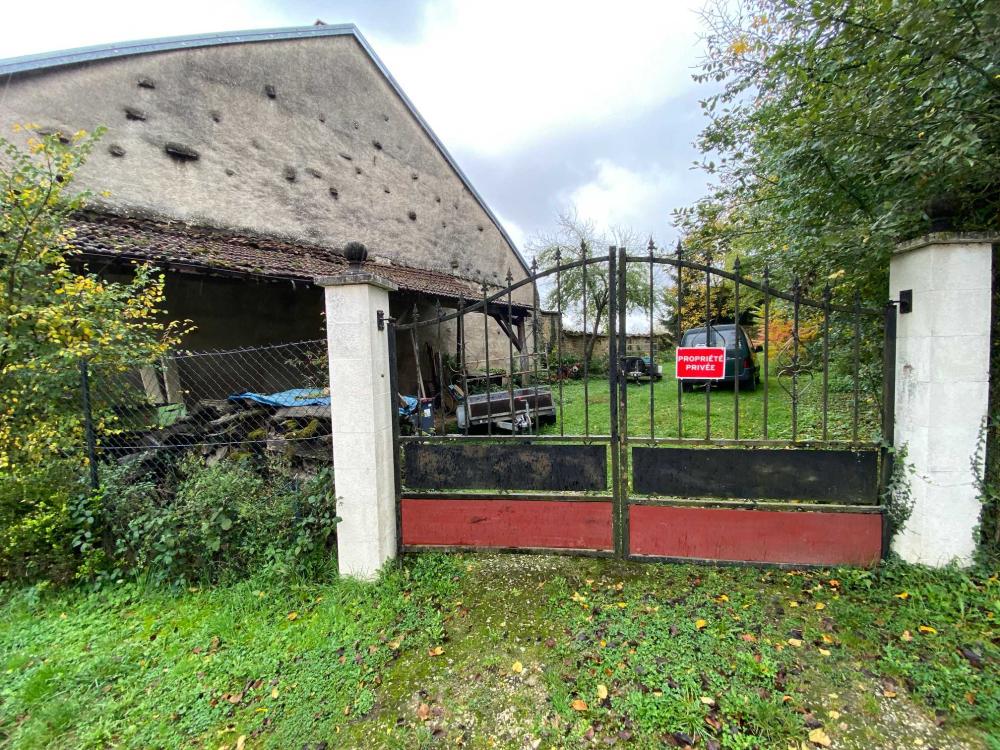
[{"left": 0, "top": 24, "right": 537, "bottom": 393}]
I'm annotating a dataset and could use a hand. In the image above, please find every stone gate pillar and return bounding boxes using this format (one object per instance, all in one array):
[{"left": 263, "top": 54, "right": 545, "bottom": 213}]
[
  {"left": 317, "top": 243, "right": 398, "bottom": 580},
  {"left": 890, "top": 232, "right": 997, "bottom": 566}
]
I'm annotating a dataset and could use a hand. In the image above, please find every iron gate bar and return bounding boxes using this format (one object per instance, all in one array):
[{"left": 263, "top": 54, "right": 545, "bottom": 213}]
[
  {"left": 648, "top": 238, "right": 655, "bottom": 440},
  {"left": 763, "top": 265, "right": 770, "bottom": 440},
  {"left": 616, "top": 245, "right": 630, "bottom": 557},
  {"left": 705, "top": 257, "right": 712, "bottom": 440},
  {"left": 531, "top": 258, "right": 541, "bottom": 431},
  {"left": 607, "top": 247, "right": 622, "bottom": 555},
  {"left": 792, "top": 278, "right": 801, "bottom": 442},
  {"left": 435, "top": 298, "right": 445, "bottom": 435},
  {"left": 582, "top": 242, "right": 590, "bottom": 437},
  {"left": 482, "top": 280, "right": 492, "bottom": 435},
  {"left": 733, "top": 257, "right": 741, "bottom": 440},
  {"left": 506, "top": 271, "right": 516, "bottom": 433},
  {"left": 822, "top": 285, "right": 832, "bottom": 441},
  {"left": 555, "top": 248, "right": 565, "bottom": 437},
  {"left": 676, "top": 242, "right": 684, "bottom": 438},
  {"left": 852, "top": 292, "right": 862, "bottom": 443},
  {"left": 386, "top": 319, "right": 404, "bottom": 554},
  {"left": 458, "top": 295, "right": 470, "bottom": 436}
]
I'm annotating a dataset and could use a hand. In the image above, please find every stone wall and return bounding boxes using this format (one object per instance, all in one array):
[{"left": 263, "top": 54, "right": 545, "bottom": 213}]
[{"left": 2, "top": 31, "right": 530, "bottom": 303}]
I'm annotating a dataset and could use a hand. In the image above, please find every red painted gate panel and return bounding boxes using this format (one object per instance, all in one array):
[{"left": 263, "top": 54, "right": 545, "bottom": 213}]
[
  {"left": 402, "top": 498, "right": 613, "bottom": 551},
  {"left": 629, "top": 505, "right": 882, "bottom": 566}
]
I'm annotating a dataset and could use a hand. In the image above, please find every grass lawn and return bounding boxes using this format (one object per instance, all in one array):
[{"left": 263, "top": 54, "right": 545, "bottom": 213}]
[
  {"left": 1, "top": 555, "right": 996, "bottom": 749},
  {"left": 538, "top": 364, "right": 881, "bottom": 443}
]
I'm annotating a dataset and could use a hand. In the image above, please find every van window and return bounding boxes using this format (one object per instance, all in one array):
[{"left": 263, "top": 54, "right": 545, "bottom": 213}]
[{"left": 682, "top": 328, "right": 742, "bottom": 348}]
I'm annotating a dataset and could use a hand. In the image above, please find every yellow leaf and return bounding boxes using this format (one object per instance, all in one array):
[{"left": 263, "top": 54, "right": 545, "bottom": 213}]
[
  {"left": 895, "top": 591, "right": 910, "bottom": 599},
  {"left": 827, "top": 710, "right": 841, "bottom": 720},
  {"left": 571, "top": 699, "right": 588, "bottom": 711},
  {"left": 617, "top": 602, "right": 627, "bottom": 609},
  {"left": 271, "top": 687, "right": 279, "bottom": 699},
  {"left": 717, "top": 594, "right": 729, "bottom": 602},
  {"left": 808, "top": 728, "right": 832, "bottom": 747},
  {"left": 787, "top": 638, "right": 803, "bottom": 648},
  {"left": 821, "top": 634, "right": 834, "bottom": 644},
  {"left": 788, "top": 601, "right": 799, "bottom": 608},
  {"left": 918, "top": 625, "right": 937, "bottom": 634},
  {"left": 286, "top": 611, "right": 298, "bottom": 621},
  {"left": 700, "top": 696, "right": 715, "bottom": 705},
  {"left": 901, "top": 630, "right": 913, "bottom": 642},
  {"left": 512, "top": 660, "right": 523, "bottom": 674},
  {"left": 235, "top": 736, "right": 246, "bottom": 750},
  {"left": 814, "top": 602, "right": 826, "bottom": 611},
  {"left": 883, "top": 689, "right": 897, "bottom": 698},
  {"left": 818, "top": 648, "right": 831, "bottom": 657},
  {"left": 597, "top": 684, "right": 608, "bottom": 700},
  {"left": 428, "top": 646, "right": 444, "bottom": 657},
  {"left": 695, "top": 619, "right": 708, "bottom": 630}
]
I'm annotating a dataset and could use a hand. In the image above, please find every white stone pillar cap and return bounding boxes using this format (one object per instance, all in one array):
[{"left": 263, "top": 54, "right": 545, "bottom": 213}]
[
  {"left": 894, "top": 232, "right": 999, "bottom": 255},
  {"left": 315, "top": 271, "right": 398, "bottom": 291}
]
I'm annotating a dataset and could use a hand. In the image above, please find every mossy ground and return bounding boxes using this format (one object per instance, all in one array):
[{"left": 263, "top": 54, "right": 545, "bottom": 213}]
[{"left": 1, "top": 554, "right": 996, "bottom": 749}]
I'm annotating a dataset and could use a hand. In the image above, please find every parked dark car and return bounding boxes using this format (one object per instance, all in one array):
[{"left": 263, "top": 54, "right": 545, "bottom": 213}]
[
  {"left": 622, "top": 354, "right": 663, "bottom": 383},
  {"left": 678, "top": 324, "right": 760, "bottom": 390}
]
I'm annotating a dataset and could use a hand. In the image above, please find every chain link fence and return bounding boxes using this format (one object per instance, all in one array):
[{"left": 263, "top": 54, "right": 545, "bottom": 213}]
[{"left": 81, "top": 340, "right": 331, "bottom": 492}]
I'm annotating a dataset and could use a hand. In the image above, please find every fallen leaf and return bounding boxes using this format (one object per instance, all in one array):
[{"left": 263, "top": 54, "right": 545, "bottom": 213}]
[
  {"left": 695, "top": 619, "right": 708, "bottom": 630},
  {"left": 597, "top": 684, "right": 608, "bottom": 700},
  {"left": 271, "top": 687, "right": 279, "bottom": 699},
  {"left": 827, "top": 710, "right": 841, "bottom": 720},
  {"left": 741, "top": 633, "right": 757, "bottom": 642},
  {"left": 512, "top": 660, "right": 523, "bottom": 674},
  {"left": 901, "top": 630, "right": 913, "bottom": 642},
  {"left": 388, "top": 639, "right": 401, "bottom": 650},
  {"left": 717, "top": 594, "right": 729, "bottom": 602},
  {"left": 788, "top": 638, "right": 803, "bottom": 648},
  {"left": 571, "top": 699, "right": 588, "bottom": 711},
  {"left": 883, "top": 689, "right": 898, "bottom": 698},
  {"left": 818, "top": 648, "right": 831, "bottom": 657},
  {"left": 814, "top": 603, "right": 826, "bottom": 611},
  {"left": 428, "top": 646, "right": 444, "bottom": 657},
  {"left": 227, "top": 692, "right": 243, "bottom": 704},
  {"left": 895, "top": 591, "right": 910, "bottom": 599},
  {"left": 918, "top": 625, "right": 937, "bottom": 634},
  {"left": 700, "top": 696, "right": 715, "bottom": 705},
  {"left": 416, "top": 702, "right": 431, "bottom": 721},
  {"left": 235, "top": 736, "right": 246, "bottom": 750},
  {"left": 808, "top": 728, "right": 832, "bottom": 747},
  {"left": 788, "top": 601, "right": 800, "bottom": 608},
  {"left": 286, "top": 612, "right": 298, "bottom": 621},
  {"left": 821, "top": 634, "right": 834, "bottom": 644}
]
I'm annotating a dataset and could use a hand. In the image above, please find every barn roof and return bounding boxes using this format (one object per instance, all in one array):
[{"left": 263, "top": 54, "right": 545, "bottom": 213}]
[
  {"left": 68, "top": 212, "right": 490, "bottom": 303},
  {"left": 0, "top": 24, "right": 529, "bottom": 277}
]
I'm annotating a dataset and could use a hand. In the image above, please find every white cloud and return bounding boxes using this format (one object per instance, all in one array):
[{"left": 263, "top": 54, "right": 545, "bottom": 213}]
[
  {"left": 563, "top": 158, "right": 679, "bottom": 239},
  {"left": 374, "top": 0, "right": 703, "bottom": 156}
]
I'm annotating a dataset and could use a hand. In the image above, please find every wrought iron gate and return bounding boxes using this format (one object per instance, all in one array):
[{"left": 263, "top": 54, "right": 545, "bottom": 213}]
[{"left": 389, "top": 243, "right": 895, "bottom": 566}]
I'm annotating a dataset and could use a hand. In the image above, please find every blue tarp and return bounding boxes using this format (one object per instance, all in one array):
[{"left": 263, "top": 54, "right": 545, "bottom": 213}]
[
  {"left": 230, "top": 389, "right": 420, "bottom": 417},
  {"left": 229, "top": 388, "right": 329, "bottom": 408}
]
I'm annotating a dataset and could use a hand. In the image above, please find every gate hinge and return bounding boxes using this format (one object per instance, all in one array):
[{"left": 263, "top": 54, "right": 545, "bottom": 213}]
[{"left": 377, "top": 310, "right": 395, "bottom": 331}]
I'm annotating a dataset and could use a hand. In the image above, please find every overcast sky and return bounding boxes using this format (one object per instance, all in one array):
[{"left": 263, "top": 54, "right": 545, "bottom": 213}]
[{"left": 0, "top": 0, "right": 713, "bottom": 258}]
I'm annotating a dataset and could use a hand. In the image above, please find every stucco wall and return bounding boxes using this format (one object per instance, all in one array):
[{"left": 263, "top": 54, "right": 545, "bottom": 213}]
[{"left": 2, "top": 33, "right": 529, "bottom": 301}]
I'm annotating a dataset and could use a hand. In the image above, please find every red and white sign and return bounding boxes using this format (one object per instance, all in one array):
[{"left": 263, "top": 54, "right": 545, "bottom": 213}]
[{"left": 676, "top": 347, "right": 726, "bottom": 379}]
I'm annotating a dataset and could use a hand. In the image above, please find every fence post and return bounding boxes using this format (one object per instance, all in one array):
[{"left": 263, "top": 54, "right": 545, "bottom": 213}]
[
  {"left": 890, "top": 231, "right": 998, "bottom": 566},
  {"left": 316, "top": 243, "right": 399, "bottom": 580},
  {"left": 79, "top": 358, "right": 99, "bottom": 491}
]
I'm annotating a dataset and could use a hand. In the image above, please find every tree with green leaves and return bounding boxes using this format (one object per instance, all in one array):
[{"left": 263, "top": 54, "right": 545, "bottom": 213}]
[
  {"left": 677, "top": 0, "right": 999, "bottom": 303},
  {"left": 0, "top": 126, "right": 187, "bottom": 580},
  {"left": 530, "top": 213, "right": 652, "bottom": 367}
]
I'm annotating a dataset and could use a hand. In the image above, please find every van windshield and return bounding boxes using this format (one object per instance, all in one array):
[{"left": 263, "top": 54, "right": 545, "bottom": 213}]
[{"left": 683, "top": 328, "right": 741, "bottom": 348}]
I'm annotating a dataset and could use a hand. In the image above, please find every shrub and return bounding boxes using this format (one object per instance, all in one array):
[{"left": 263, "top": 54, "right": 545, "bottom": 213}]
[{"left": 94, "top": 456, "right": 338, "bottom": 585}]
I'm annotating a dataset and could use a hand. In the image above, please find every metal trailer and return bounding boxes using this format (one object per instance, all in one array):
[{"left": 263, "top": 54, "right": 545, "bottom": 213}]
[{"left": 453, "top": 385, "right": 556, "bottom": 433}]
